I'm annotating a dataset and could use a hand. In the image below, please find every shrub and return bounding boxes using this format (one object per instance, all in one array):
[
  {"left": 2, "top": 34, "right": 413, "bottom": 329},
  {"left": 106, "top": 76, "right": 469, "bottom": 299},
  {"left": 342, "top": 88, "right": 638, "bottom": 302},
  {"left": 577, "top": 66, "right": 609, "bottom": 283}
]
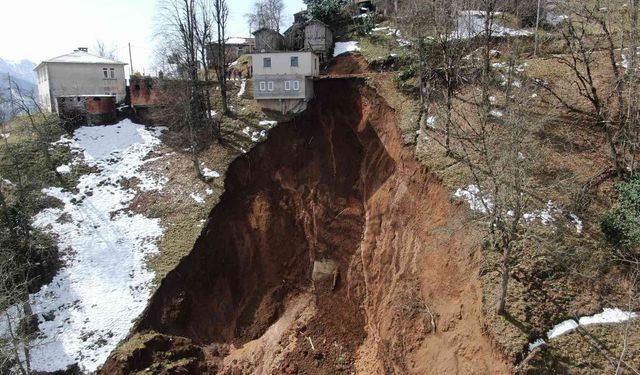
[{"left": 601, "top": 174, "right": 640, "bottom": 253}]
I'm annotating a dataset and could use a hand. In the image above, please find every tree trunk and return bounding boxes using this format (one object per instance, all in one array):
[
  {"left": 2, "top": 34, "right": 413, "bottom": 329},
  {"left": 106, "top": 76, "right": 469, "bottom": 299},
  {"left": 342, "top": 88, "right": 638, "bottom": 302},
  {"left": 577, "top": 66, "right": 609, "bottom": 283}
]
[{"left": 496, "top": 241, "right": 511, "bottom": 315}]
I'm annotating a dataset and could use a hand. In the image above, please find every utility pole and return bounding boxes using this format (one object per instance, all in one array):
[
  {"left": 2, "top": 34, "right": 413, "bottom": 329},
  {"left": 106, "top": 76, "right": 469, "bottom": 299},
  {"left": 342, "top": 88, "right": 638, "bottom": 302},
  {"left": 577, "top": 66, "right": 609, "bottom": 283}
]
[{"left": 128, "top": 42, "right": 134, "bottom": 75}]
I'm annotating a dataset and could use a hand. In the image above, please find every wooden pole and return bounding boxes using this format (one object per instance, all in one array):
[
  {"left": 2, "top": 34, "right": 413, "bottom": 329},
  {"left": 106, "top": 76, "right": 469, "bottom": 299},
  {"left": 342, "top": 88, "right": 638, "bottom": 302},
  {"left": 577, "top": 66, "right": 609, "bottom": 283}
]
[{"left": 128, "top": 42, "right": 134, "bottom": 75}]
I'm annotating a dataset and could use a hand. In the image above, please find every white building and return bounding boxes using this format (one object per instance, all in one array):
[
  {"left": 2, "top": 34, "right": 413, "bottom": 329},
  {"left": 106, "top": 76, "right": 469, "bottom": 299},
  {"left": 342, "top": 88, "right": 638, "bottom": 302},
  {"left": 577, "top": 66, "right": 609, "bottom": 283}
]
[
  {"left": 34, "top": 48, "right": 127, "bottom": 113},
  {"left": 249, "top": 51, "right": 319, "bottom": 114}
]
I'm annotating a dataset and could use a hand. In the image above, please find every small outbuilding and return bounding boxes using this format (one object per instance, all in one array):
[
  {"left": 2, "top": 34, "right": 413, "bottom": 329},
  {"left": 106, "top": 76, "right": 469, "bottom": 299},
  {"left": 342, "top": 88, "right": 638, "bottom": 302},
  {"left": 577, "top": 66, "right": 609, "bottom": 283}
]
[
  {"left": 304, "top": 19, "right": 334, "bottom": 62},
  {"left": 207, "top": 37, "right": 255, "bottom": 68},
  {"left": 253, "top": 28, "right": 285, "bottom": 52}
]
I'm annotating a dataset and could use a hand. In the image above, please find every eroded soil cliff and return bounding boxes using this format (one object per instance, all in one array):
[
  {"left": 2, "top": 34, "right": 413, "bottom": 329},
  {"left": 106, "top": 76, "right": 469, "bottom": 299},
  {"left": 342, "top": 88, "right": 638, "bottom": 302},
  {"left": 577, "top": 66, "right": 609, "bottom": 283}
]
[{"left": 102, "top": 78, "right": 510, "bottom": 374}]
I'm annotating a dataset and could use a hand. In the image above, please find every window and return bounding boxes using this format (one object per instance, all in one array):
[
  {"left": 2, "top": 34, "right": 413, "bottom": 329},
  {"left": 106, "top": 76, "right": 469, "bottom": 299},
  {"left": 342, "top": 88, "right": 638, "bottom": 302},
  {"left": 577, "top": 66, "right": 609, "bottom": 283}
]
[
  {"left": 290, "top": 56, "right": 298, "bottom": 67},
  {"left": 267, "top": 81, "right": 274, "bottom": 91},
  {"left": 284, "top": 81, "right": 291, "bottom": 91},
  {"left": 292, "top": 80, "right": 300, "bottom": 91},
  {"left": 259, "top": 81, "right": 266, "bottom": 91},
  {"left": 263, "top": 57, "right": 271, "bottom": 68},
  {"left": 110, "top": 68, "right": 115, "bottom": 78},
  {"left": 103, "top": 68, "right": 108, "bottom": 78}
]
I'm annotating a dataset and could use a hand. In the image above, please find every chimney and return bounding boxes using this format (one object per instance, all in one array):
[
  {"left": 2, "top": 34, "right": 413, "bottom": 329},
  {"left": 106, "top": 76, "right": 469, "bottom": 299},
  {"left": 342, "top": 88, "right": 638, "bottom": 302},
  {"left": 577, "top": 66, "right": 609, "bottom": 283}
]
[{"left": 77, "top": 47, "right": 88, "bottom": 52}]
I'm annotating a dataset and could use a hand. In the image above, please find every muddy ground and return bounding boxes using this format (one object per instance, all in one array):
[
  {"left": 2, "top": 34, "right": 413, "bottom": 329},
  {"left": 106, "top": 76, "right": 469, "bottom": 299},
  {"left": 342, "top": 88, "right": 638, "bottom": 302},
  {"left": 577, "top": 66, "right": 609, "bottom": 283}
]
[{"left": 101, "top": 76, "right": 510, "bottom": 374}]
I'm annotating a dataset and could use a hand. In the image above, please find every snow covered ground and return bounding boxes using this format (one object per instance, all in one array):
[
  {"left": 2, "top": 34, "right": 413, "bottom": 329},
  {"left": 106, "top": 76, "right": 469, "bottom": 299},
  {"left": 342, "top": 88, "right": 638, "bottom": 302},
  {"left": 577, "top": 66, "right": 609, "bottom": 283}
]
[
  {"left": 334, "top": 41, "right": 361, "bottom": 57},
  {"left": 453, "top": 10, "right": 531, "bottom": 40},
  {"left": 529, "top": 308, "right": 637, "bottom": 351},
  {"left": 25, "top": 119, "right": 167, "bottom": 373},
  {"left": 237, "top": 79, "right": 247, "bottom": 97},
  {"left": 455, "top": 184, "right": 583, "bottom": 233}
]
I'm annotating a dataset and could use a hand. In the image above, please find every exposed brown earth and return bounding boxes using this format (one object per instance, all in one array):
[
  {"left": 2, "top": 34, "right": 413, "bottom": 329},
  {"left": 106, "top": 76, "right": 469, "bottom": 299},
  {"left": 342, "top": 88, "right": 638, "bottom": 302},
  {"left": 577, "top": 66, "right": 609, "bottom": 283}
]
[
  {"left": 324, "top": 54, "right": 372, "bottom": 76},
  {"left": 102, "top": 76, "right": 510, "bottom": 374}
]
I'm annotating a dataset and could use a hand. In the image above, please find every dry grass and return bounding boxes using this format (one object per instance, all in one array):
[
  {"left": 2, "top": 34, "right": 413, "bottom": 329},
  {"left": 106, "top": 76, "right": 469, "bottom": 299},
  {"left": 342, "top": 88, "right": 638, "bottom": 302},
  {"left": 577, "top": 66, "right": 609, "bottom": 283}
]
[
  {"left": 135, "top": 79, "right": 277, "bottom": 285},
  {"left": 362, "top": 28, "right": 634, "bottom": 367}
]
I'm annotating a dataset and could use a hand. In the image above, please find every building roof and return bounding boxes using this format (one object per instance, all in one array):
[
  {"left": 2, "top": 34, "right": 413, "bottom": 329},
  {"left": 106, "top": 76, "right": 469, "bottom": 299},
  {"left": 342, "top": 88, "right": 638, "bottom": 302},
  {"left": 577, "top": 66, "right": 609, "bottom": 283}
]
[
  {"left": 226, "top": 37, "right": 255, "bottom": 45},
  {"left": 252, "top": 28, "right": 283, "bottom": 37},
  {"left": 248, "top": 51, "right": 318, "bottom": 56},
  {"left": 305, "top": 19, "right": 329, "bottom": 27},
  {"left": 34, "top": 49, "right": 127, "bottom": 71}
]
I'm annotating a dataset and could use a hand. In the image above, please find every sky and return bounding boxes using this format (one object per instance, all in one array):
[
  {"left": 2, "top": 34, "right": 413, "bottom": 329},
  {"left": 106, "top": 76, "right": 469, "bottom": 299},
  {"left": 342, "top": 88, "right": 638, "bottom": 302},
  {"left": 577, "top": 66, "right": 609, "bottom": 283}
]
[{"left": 0, "top": 0, "right": 306, "bottom": 75}]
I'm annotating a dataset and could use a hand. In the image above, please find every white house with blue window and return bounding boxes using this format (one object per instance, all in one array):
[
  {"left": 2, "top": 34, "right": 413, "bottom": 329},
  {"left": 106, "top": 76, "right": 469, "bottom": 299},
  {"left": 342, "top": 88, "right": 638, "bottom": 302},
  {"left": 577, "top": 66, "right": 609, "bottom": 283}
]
[{"left": 249, "top": 51, "right": 320, "bottom": 114}]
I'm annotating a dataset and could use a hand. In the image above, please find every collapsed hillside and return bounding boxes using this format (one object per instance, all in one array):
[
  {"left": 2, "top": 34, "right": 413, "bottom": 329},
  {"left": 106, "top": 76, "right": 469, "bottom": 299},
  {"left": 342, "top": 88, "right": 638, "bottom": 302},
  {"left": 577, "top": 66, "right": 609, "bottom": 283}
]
[{"left": 102, "top": 78, "right": 510, "bottom": 374}]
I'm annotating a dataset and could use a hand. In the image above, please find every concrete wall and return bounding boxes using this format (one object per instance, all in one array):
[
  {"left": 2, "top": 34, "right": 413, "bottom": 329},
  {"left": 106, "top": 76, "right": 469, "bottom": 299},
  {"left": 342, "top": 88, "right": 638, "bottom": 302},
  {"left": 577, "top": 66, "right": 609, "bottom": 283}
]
[
  {"left": 57, "top": 95, "right": 117, "bottom": 125},
  {"left": 253, "top": 75, "right": 313, "bottom": 100},
  {"left": 258, "top": 98, "right": 308, "bottom": 114},
  {"left": 130, "top": 76, "right": 160, "bottom": 107},
  {"left": 36, "top": 65, "right": 52, "bottom": 112},
  {"left": 38, "top": 62, "right": 126, "bottom": 112},
  {"left": 250, "top": 52, "right": 319, "bottom": 77}
]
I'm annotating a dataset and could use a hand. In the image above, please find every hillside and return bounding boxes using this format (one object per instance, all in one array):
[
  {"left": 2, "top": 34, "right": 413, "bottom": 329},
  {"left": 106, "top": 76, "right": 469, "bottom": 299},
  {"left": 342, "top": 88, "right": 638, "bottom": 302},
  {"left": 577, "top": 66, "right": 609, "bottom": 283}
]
[
  {"left": 0, "top": 58, "right": 37, "bottom": 119},
  {"left": 1, "top": 2, "right": 639, "bottom": 375}
]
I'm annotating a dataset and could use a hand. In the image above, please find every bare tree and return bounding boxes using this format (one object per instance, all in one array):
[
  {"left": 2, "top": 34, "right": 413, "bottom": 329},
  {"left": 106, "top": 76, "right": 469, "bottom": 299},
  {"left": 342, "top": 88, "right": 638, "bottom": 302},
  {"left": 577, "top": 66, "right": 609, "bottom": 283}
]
[
  {"left": 157, "top": 0, "right": 211, "bottom": 178},
  {"left": 540, "top": 0, "right": 640, "bottom": 179},
  {"left": 213, "top": 0, "right": 230, "bottom": 114},
  {"left": 7, "top": 79, "right": 61, "bottom": 180},
  {"left": 94, "top": 40, "right": 117, "bottom": 60},
  {"left": 245, "top": 0, "right": 284, "bottom": 32},
  {"left": 420, "top": 1, "right": 545, "bottom": 315},
  {"left": 195, "top": 0, "right": 214, "bottom": 121}
]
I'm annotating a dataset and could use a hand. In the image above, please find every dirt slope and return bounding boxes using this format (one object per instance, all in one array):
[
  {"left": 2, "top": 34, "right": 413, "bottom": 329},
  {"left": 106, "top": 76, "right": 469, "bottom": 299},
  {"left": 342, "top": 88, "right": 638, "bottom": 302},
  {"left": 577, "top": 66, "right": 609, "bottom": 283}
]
[{"left": 101, "top": 77, "right": 510, "bottom": 374}]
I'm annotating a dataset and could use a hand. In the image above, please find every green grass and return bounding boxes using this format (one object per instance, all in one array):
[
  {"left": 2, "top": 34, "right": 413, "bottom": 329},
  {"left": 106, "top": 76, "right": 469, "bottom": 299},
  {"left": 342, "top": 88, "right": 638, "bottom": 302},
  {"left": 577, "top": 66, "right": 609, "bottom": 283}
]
[{"left": 0, "top": 115, "right": 91, "bottom": 192}]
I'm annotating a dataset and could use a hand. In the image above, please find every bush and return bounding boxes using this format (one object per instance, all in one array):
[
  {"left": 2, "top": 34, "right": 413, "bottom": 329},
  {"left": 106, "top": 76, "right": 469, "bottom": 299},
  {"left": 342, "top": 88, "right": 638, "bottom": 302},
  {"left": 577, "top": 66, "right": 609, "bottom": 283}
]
[
  {"left": 394, "top": 64, "right": 418, "bottom": 83},
  {"left": 600, "top": 174, "right": 640, "bottom": 253},
  {"left": 306, "top": 0, "right": 351, "bottom": 31}
]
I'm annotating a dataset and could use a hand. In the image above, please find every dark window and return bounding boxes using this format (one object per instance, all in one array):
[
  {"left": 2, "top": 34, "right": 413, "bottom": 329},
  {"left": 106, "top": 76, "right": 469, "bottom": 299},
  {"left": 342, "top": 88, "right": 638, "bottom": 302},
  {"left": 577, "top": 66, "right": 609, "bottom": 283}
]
[
  {"left": 93, "top": 97, "right": 101, "bottom": 101},
  {"left": 291, "top": 56, "right": 298, "bottom": 67},
  {"left": 103, "top": 68, "right": 108, "bottom": 78},
  {"left": 263, "top": 57, "right": 271, "bottom": 68}
]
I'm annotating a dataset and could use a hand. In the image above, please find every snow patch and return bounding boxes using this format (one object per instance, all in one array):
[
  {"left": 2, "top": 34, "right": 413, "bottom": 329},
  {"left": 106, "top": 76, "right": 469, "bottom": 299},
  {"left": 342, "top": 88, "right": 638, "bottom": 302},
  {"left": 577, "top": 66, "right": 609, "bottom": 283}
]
[
  {"left": 22, "top": 120, "right": 166, "bottom": 373},
  {"left": 570, "top": 213, "right": 583, "bottom": 234},
  {"left": 237, "top": 79, "right": 246, "bottom": 97},
  {"left": 490, "top": 109, "right": 504, "bottom": 118},
  {"left": 334, "top": 41, "right": 360, "bottom": 57},
  {"left": 455, "top": 185, "right": 493, "bottom": 213},
  {"left": 426, "top": 116, "right": 437, "bottom": 128},
  {"left": 55, "top": 165, "right": 71, "bottom": 174},
  {"left": 453, "top": 10, "right": 531, "bottom": 40},
  {"left": 202, "top": 168, "right": 220, "bottom": 178},
  {"left": 190, "top": 192, "right": 205, "bottom": 203},
  {"left": 259, "top": 120, "right": 277, "bottom": 128},
  {"left": 529, "top": 308, "right": 637, "bottom": 350}
]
